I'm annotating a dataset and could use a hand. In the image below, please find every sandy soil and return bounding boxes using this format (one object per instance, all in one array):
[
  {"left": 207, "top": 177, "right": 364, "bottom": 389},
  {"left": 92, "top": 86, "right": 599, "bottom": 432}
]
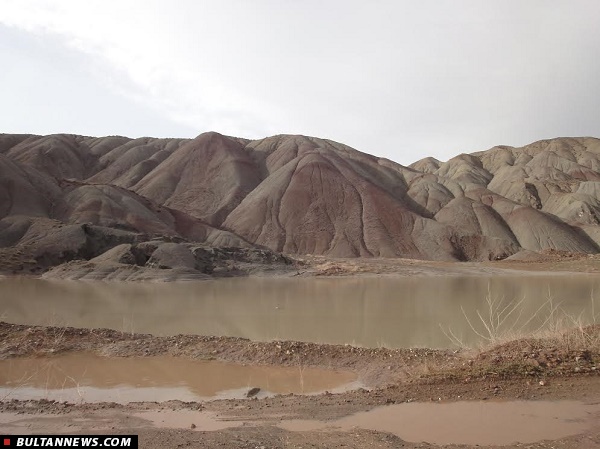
[{"left": 0, "top": 321, "right": 599, "bottom": 448}]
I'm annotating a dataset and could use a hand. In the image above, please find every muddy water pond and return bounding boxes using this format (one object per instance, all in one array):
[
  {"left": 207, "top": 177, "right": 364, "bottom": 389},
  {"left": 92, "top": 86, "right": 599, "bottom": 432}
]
[
  {"left": 0, "top": 275, "right": 598, "bottom": 348},
  {"left": 277, "top": 400, "right": 600, "bottom": 445},
  {"left": 0, "top": 353, "right": 358, "bottom": 403}
]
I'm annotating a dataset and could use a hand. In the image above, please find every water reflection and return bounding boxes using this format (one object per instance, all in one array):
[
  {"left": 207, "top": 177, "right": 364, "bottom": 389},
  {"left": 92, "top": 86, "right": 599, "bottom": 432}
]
[
  {"left": 0, "top": 353, "right": 357, "bottom": 403},
  {"left": 0, "top": 275, "right": 598, "bottom": 348}
]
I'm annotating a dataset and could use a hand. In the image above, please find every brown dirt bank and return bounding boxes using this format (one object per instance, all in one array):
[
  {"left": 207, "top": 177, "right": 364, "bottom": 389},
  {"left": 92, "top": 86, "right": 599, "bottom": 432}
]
[
  {"left": 296, "top": 251, "right": 600, "bottom": 278},
  {"left": 1, "top": 323, "right": 599, "bottom": 448}
]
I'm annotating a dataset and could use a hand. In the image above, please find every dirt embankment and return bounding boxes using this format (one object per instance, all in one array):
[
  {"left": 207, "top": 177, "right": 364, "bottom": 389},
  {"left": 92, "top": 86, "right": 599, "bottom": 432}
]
[{"left": 1, "top": 322, "right": 599, "bottom": 448}]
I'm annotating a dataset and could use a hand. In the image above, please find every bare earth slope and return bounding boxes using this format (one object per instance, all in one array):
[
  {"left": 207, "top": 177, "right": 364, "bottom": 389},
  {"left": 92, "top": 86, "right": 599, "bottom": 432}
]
[{"left": 1, "top": 132, "right": 600, "bottom": 268}]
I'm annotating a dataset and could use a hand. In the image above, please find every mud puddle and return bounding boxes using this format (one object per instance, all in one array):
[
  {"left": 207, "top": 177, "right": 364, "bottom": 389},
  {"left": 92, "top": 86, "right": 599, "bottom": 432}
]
[
  {"left": 278, "top": 400, "right": 600, "bottom": 445},
  {"left": 0, "top": 353, "right": 358, "bottom": 403}
]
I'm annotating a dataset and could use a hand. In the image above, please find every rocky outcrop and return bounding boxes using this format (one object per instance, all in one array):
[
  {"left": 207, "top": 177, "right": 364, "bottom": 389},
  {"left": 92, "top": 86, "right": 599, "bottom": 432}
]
[{"left": 42, "top": 242, "right": 294, "bottom": 281}]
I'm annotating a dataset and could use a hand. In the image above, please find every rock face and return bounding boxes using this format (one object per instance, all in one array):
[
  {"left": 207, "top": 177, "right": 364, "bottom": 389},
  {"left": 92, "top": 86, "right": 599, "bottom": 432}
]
[
  {"left": 1, "top": 132, "right": 600, "bottom": 265},
  {"left": 42, "top": 242, "right": 294, "bottom": 281}
]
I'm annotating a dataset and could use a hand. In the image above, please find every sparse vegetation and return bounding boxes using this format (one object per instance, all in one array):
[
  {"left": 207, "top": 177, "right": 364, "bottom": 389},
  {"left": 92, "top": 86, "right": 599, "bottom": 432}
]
[{"left": 441, "top": 283, "right": 600, "bottom": 352}]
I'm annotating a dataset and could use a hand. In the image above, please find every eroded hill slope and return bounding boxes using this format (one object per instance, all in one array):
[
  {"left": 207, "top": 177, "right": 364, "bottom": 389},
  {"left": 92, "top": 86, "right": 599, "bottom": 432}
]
[{"left": 1, "top": 132, "right": 599, "bottom": 264}]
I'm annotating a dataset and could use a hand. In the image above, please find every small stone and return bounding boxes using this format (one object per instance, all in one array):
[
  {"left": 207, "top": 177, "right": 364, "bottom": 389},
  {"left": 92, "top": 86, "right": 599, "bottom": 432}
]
[
  {"left": 539, "top": 380, "right": 545, "bottom": 386},
  {"left": 190, "top": 423, "right": 196, "bottom": 429},
  {"left": 574, "top": 367, "right": 581, "bottom": 373},
  {"left": 246, "top": 387, "right": 261, "bottom": 398}
]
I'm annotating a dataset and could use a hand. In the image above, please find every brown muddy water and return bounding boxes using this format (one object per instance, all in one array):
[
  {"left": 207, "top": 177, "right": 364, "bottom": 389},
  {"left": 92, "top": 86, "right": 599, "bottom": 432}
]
[
  {"left": 0, "top": 353, "right": 358, "bottom": 403},
  {"left": 277, "top": 400, "right": 600, "bottom": 445},
  {"left": 0, "top": 275, "right": 599, "bottom": 348}
]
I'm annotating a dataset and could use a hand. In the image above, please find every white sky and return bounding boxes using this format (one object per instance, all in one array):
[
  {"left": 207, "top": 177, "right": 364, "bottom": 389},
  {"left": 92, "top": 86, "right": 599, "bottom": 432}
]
[{"left": 1, "top": 0, "right": 599, "bottom": 165}]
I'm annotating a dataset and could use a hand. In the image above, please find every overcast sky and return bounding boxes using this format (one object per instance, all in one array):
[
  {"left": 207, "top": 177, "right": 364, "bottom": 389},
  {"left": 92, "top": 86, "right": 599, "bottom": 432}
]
[{"left": 1, "top": 1, "right": 599, "bottom": 165}]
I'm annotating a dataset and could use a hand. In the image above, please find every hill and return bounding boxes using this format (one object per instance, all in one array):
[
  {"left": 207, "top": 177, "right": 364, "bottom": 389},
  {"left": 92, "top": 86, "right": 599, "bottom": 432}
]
[{"left": 1, "top": 132, "right": 600, "bottom": 271}]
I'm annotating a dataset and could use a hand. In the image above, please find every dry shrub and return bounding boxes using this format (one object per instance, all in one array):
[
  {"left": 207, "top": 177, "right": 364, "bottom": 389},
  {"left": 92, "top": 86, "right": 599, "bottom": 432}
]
[{"left": 441, "top": 284, "right": 600, "bottom": 352}]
